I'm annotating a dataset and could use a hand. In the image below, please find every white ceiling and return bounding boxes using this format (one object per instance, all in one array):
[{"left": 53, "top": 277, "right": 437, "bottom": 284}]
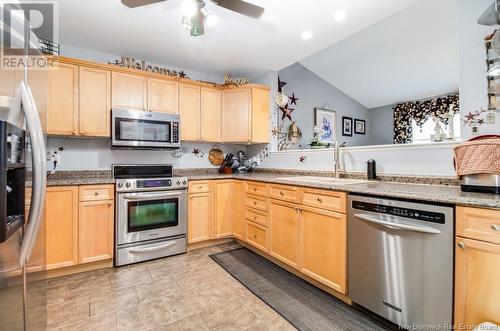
[
  {"left": 299, "top": 0, "right": 460, "bottom": 109},
  {"left": 56, "top": 0, "right": 419, "bottom": 77}
]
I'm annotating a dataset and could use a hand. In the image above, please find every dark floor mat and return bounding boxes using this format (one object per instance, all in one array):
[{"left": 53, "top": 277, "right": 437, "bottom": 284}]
[{"left": 210, "top": 247, "right": 396, "bottom": 331}]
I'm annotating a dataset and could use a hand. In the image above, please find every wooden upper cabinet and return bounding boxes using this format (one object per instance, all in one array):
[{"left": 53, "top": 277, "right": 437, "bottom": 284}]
[
  {"left": 269, "top": 199, "right": 300, "bottom": 268},
  {"left": 222, "top": 88, "right": 251, "bottom": 143},
  {"left": 300, "top": 206, "right": 347, "bottom": 294},
  {"left": 179, "top": 84, "right": 201, "bottom": 141},
  {"left": 148, "top": 78, "right": 178, "bottom": 113},
  {"left": 455, "top": 237, "right": 500, "bottom": 326},
  {"left": 200, "top": 87, "right": 221, "bottom": 142},
  {"left": 251, "top": 87, "right": 270, "bottom": 143},
  {"left": 45, "top": 186, "right": 79, "bottom": 270},
  {"left": 46, "top": 63, "right": 79, "bottom": 135},
  {"left": 0, "top": 69, "right": 23, "bottom": 98},
  {"left": 78, "top": 199, "right": 114, "bottom": 264},
  {"left": 79, "top": 66, "right": 111, "bottom": 137},
  {"left": 111, "top": 72, "right": 147, "bottom": 111},
  {"left": 213, "top": 180, "right": 234, "bottom": 238}
]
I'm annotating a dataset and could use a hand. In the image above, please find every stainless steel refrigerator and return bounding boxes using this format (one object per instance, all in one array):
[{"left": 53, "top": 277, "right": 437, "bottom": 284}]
[{"left": 0, "top": 8, "right": 48, "bottom": 331}]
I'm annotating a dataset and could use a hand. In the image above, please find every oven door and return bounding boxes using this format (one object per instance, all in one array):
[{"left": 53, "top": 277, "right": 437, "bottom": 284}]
[{"left": 117, "top": 190, "right": 187, "bottom": 245}]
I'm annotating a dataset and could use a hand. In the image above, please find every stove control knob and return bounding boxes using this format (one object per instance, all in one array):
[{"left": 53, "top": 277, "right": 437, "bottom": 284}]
[
  {"left": 125, "top": 182, "right": 131, "bottom": 188},
  {"left": 182, "top": 180, "right": 187, "bottom": 185},
  {"left": 176, "top": 180, "right": 181, "bottom": 185},
  {"left": 117, "top": 182, "right": 123, "bottom": 188}
]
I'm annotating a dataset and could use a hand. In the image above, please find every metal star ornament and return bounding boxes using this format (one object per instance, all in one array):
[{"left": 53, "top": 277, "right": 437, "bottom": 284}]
[
  {"left": 178, "top": 71, "right": 187, "bottom": 79},
  {"left": 299, "top": 155, "right": 306, "bottom": 163},
  {"left": 278, "top": 76, "right": 287, "bottom": 92},
  {"left": 57, "top": 146, "right": 65, "bottom": 152},
  {"left": 289, "top": 93, "right": 299, "bottom": 105},
  {"left": 279, "top": 104, "right": 294, "bottom": 120}
]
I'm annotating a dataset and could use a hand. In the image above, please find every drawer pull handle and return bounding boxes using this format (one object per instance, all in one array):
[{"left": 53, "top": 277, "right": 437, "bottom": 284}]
[
  {"left": 253, "top": 215, "right": 257, "bottom": 219},
  {"left": 108, "top": 202, "right": 113, "bottom": 206},
  {"left": 317, "top": 197, "right": 323, "bottom": 203},
  {"left": 279, "top": 191, "right": 284, "bottom": 196},
  {"left": 253, "top": 234, "right": 257, "bottom": 239},
  {"left": 253, "top": 187, "right": 257, "bottom": 191},
  {"left": 198, "top": 186, "right": 202, "bottom": 189},
  {"left": 457, "top": 242, "right": 466, "bottom": 249},
  {"left": 253, "top": 201, "right": 257, "bottom": 205},
  {"left": 94, "top": 192, "right": 99, "bottom": 196},
  {"left": 492, "top": 224, "right": 500, "bottom": 231}
]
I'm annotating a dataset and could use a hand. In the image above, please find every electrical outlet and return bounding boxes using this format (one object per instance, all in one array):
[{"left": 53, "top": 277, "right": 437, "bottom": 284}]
[{"left": 486, "top": 111, "right": 496, "bottom": 124}]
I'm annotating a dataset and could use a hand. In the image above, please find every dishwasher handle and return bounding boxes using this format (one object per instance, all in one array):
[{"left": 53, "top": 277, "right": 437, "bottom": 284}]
[{"left": 354, "top": 213, "right": 442, "bottom": 234}]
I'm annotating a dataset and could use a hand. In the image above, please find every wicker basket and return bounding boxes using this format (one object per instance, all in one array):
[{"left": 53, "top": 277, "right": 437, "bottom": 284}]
[{"left": 454, "top": 136, "right": 500, "bottom": 176}]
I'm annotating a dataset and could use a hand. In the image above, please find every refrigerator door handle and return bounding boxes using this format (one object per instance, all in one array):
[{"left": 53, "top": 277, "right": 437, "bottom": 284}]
[{"left": 18, "top": 82, "right": 46, "bottom": 267}]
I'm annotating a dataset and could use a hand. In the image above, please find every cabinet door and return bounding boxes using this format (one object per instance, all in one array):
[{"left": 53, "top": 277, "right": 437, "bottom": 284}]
[
  {"left": 455, "top": 237, "right": 500, "bottom": 326},
  {"left": 179, "top": 84, "right": 201, "bottom": 141},
  {"left": 213, "top": 180, "right": 234, "bottom": 238},
  {"left": 111, "top": 72, "right": 147, "bottom": 110},
  {"left": 45, "top": 187, "right": 79, "bottom": 270},
  {"left": 79, "top": 66, "right": 111, "bottom": 137},
  {"left": 188, "top": 193, "right": 213, "bottom": 243},
  {"left": 221, "top": 88, "right": 251, "bottom": 142},
  {"left": 300, "top": 206, "right": 347, "bottom": 293},
  {"left": 269, "top": 199, "right": 300, "bottom": 268},
  {"left": 231, "top": 181, "right": 244, "bottom": 240},
  {"left": 200, "top": 87, "right": 221, "bottom": 142},
  {"left": 148, "top": 78, "right": 178, "bottom": 113},
  {"left": 0, "top": 70, "right": 22, "bottom": 97},
  {"left": 251, "top": 87, "right": 270, "bottom": 143},
  {"left": 47, "top": 63, "right": 79, "bottom": 135},
  {"left": 78, "top": 199, "right": 114, "bottom": 264}
]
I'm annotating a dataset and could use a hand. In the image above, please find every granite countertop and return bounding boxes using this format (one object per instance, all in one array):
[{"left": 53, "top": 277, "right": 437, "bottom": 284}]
[{"left": 33, "top": 169, "right": 500, "bottom": 210}]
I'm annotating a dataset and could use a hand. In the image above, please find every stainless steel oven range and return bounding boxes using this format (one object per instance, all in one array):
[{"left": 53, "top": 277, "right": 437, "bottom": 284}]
[{"left": 114, "top": 165, "right": 188, "bottom": 266}]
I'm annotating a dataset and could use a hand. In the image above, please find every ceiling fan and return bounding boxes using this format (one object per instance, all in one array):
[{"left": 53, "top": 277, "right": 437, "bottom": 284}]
[{"left": 121, "top": 0, "right": 265, "bottom": 36}]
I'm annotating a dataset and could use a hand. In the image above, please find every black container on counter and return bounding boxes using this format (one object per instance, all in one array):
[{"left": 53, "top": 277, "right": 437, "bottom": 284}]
[{"left": 367, "top": 159, "right": 377, "bottom": 180}]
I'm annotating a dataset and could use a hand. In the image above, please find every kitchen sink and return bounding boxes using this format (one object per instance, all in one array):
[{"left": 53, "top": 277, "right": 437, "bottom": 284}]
[{"left": 275, "top": 176, "right": 368, "bottom": 185}]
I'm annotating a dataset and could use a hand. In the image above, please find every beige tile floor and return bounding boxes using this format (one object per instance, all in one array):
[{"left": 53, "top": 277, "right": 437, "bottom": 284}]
[{"left": 46, "top": 242, "right": 297, "bottom": 331}]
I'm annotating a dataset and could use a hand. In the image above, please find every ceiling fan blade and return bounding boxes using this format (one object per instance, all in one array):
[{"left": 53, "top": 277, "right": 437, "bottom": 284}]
[
  {"left": 121, "top": 0, "right": 166, "bottom": 8},
  {"left": 211, "top": 0, "right": 264, "bottom": 18}
]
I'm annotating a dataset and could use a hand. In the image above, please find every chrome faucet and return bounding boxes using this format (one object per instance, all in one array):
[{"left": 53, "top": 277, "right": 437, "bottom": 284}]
[{"left": 334, "top": 141, "right": 346, "bottom": 178}]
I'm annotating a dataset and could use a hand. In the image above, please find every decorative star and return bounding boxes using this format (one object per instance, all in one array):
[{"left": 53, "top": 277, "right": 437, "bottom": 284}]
[
  {"left": 279, "top": 104, "right": 294, "bottom": 120},
  {"left": 299, "top": 155, "right": 306, "bottom": 163},
  {"left": 192, "top": 148, "right": 201, "bottom": 156},
  {"left": 478, "top": 119, "right": 485, "bottom": 125},
  {"left": 289, "top": 93, "right": 299, "bottom": 105},
  {"left": 179, "top": 71, "right": 187, "bottom": 79},
  {"left": 278, "top": 76, "right": 287, "bottom": 92},
  {"left": 57, "top": 146, "right": 65, "bottom": 152},
  {"left": 465, "top": 112, "right": 476, "bottom": 121}
]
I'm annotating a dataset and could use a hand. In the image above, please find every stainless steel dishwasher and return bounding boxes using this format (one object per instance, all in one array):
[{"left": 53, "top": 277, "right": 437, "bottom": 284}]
[{"left": 348, "top": 195, "right": 453, "bottom": 329}]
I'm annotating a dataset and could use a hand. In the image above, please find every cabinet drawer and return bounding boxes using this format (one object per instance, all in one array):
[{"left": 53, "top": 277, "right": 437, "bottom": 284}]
[
  {"left": 246, "top": 221, "right": 268, "bottom": 252},
  {"left": 79, "top": 185, "right": 114, "bottom": 201},
  {"left": 245, "top": 194, "right": 268, "bottom": 212},
  {"left": 188, "top": 181, "right": 211, "bottom": 194},
  {"left": 245, "top": 181, "right": 269, "bottom": 196},
  {"left": 245, "top": 208, "right": 268, "bottom": 227},
  {"left": 301, "top": 188, "right": 346, "bottom": 213},
  {"left": 270, "top": 184, "right": 298, "bottom": 202},
  {"left": 457, "top": 206, "right": 500, "bottom": 245}
]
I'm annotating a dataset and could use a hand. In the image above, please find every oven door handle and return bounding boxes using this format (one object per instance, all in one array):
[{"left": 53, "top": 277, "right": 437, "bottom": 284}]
[
  {"left": 129, "top": 241, "right": 177, "bottom": 254},
  {"left": 354, "top": 213, "right": 441, "bottom": 234},
  {"left": 121, "top": 192, "right": 183, "bottom": 200}
]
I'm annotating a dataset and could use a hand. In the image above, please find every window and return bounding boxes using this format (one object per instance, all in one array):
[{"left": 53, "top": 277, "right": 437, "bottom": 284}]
[{"left": 411, "top": 114, "right": 461, "bottom": 143}]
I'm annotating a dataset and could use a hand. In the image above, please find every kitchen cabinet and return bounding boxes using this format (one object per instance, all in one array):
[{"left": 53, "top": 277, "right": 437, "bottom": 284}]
[
  {"left": 231, "top": 181, "right": 244, "bottom": 240},
  {"left": 111, "top": 71, "right": 147, "bottom": 111},
  {"left": 200, "top": 87, "right": 221, "bottom": 142},
  {"left": 188, "top": 190, "right": 213, "bottom": 244},
  {"left": 300, "top": 206, "right": 347, "bottom": 293},
  {"left": 269, "top": 199, "right": 300, "bottom": 268},
  {"left": 78, "top": 185, "right": 114, "bottom": 264},
  {"left": 213, "top": 180, "right": 234, "bottom": 238},
  {"left": 455, "top": 206, "right": 500, "bottom": 327},
  {"left": 24, "top": 189, "right": 46, "bottom": 272},
  {"left": 246, "top": 221, "right": 268, "bottom": 252},
  {"left": 148, "top": 78, "right": 178, "bottom": 113},
  {"left": 45, "top": 186, "right": 79, "bottom": 270},
  {"left": 179, "top": 84, "right": 201, "bottom": 141},
  {"left": 0, "top": 70, "right": 23, "bottom": 97},
  {"left": 250, "top": 86, "right": 270, "bottom": 143},
  {"left": 79, "top": 66, "right": 111, "bottom": 137}
]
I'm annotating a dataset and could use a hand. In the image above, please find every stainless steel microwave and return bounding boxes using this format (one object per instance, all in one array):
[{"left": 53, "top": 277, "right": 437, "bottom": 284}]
[{"left": 111, "top": 109, "right": 180, "bottom": 149}]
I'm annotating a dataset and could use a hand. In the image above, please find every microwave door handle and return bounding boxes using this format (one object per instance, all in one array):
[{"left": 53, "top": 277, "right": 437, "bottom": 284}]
[
  {"left": 19, "top": 83, "right": 47, "bottom": 267},
  {"left": 354, "top": 213, "right": 441, "bottom": 234}
]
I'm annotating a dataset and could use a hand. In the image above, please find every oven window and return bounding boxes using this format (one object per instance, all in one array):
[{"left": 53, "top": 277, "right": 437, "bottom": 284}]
[
  {"left": 127, "top": 198, "right": 178, "bottom": 232},
  {"left": 116, "top": 118, "right": 170, "bottom": 143}
]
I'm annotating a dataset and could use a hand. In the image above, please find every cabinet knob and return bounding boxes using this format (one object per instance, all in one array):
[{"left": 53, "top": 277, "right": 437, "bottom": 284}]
[
  {"left": 457, "top": 242, "right": 466, "bottom": 249},
  {"left": 94, "top": 192, "right": 99, "bottom": 196},
  {"left": 108, "top": 202, "right": 113, "bottom": 206},
  {"left": 279, "top": 191, "right": 284, "bottom": 196},
  {"left": 198, "top": 186, "right": 202, "bottom": 189},
  {"left": 253, "top": 187, "right": 257, "bottom": 191},
  {"left": 253, "top": 215, "right": 257, "bottom": 219},
  {"left": 253, "top": 201, "right": 257, "bottom": 205},
  {"left": 253, "top": 234, "right": 257, "bottom": 239},
  {"left": 72, "top": 130, "right": 77, "bottom": 135},
  {"left": 317, "top": 197, "right": 323, "bottom": 203},
  {"left": 81, "top": 131, "right": 85, "bottom": 135},
  {"left": 491, "top": 224, "right": 500, "bottom": 231}
]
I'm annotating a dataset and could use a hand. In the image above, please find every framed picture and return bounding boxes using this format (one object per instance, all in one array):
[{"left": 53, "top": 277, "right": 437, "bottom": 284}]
[
  {"left": 354, "top": 119, "right": 366, "bottom": 135},
  {"left": 314, "top": 108, "right": 337, "bottom": 144},
  {"left": 342, "top": 116, "right": 353, "bottom": 136}
]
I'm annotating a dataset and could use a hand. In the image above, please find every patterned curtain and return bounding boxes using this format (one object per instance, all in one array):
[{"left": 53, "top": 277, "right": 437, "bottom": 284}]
[{"left": 393, "top": 94, "right": 460, "bottom": 144}]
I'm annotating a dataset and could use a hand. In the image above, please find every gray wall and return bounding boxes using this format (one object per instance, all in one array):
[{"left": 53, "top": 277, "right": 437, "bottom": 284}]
[
  {"left": 278, "top": 63, "right": 370, "bottom": 148},
  {"left": 368, "top": 105, "right": 394, "bottom": 145}
]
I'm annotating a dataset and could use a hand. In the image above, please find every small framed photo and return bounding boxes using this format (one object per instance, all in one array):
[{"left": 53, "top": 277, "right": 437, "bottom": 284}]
[
  {"left": 314, "top": 108, "right": 337, "bottom": 144},
  {"left": 354, "top": 119, "right": 366, "bottom": 135},
  {"left": 342, "top": 117, "right": 353, "bottom": 137}
]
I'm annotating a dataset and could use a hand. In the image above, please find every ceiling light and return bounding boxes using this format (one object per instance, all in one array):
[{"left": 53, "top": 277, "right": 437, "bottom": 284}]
[
  {"left": 180, "top": 0, "right": 198, "bottom": 18},
  {"left": 205, "top": 14, "right": 218, "bottom": 27},
  {"left": 334, "top": 10, "right": 347, "bottom": 22},
  {"left": 301, "top": 30, "right": 313, "bottom": 40}
]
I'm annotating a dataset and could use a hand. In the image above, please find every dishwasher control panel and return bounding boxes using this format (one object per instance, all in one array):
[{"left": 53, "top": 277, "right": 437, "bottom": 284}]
[{"left": 352, "top": 201, "right": 446, "bottom": 224}]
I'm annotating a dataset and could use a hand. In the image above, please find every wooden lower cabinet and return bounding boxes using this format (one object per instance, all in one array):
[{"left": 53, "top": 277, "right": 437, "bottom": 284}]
[
  {"left": 231, "top": 181, "right": 244, "bottom": 240},
  {"left": 78, "top": 199, "right": 114, "bottom": 264},
  {"left": 300, "top": 206, "right": 347, "bottom": 293},
  {"left": 45, "top": 186, "right": 79, "bottom": 270},
  {"left": 188, "top": 192, "right": 213, "bottom": 244},
  {"left": 213, "top": 180, "right": 235, "bottom": 238},
  {"left": 269, "top": 199, "right": 300, "bottom": 268}
]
